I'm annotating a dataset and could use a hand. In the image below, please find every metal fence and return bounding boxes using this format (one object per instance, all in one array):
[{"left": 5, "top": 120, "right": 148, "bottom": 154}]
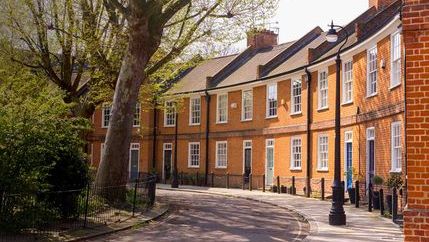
[{"left": 0, "top": 174, "right": 156, "bottom": 241}]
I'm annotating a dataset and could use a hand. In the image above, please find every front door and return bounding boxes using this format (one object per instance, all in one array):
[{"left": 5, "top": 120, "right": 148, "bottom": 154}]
[
  {"left": 129, "top": 143, "right": 140, "bottom": 181},
  {"left": 266, "top": 139, "right": 274, "bottom": 186},
  {"left": 243, "top": 141, "right": 252, "bottom": 182},
  {"left": 344, "top": 132, "right": 353, "bottom": 189},
  {"left": 163, "top": 143, "right": 173, "bottom": 182},
  {"left": 366, "top": 128, "right": 375, "bottom": 187}
]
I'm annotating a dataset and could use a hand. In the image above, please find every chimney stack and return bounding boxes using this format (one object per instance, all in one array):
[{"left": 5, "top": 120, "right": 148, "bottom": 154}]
[
  {"left": 368, "top": 0, "right": 395, "bottom": 10},
  {"left": 247, "top": 29, "right": 278, "bottom": 49}
]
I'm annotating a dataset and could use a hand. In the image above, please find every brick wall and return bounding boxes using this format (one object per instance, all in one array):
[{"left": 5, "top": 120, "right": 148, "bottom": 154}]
[{"left": 403, "top": 0, "right": 429, "bottom": 241}]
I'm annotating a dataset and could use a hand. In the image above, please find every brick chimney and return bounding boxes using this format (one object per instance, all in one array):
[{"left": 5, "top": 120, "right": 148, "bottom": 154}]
[
  {"left": 247, "top": 29, "right": 278, "bottom": 49},
  {"left": 368, "top": 0, "right": 396, "bottom": 10}
]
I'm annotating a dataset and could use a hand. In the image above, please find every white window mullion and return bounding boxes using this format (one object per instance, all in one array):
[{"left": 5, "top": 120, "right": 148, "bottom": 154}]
[
  {"left": 133, "top": 102, "right": 141, "bottom": 127},
  {"left": 266, "top": 83, "right": 277, "bottom": 118},
  {"left": 391, "top": 32, "right": 402, "bottom": 88},
  {"left": 188, "top": 142, "right": 200, "bottom": 168},
  {"left": 391, "top": 122, "right": 402, "bottom": 172},
  {"left": 291, "top": 79, "right": 302, "bottom": 114},
  {"left": 343, "top": 61, "right": 353, "bottom": 104},
  {"left": 189, "top": 97, "right": 201, "bottom": 125},
  {"left": 164, "top": 101, "right": 176, "bottom": 127},
  {"left": 318, "top": 71, "right": 328, "bottom": 109},
  {"left": 216, "top": 141, "right": 228, "bottom": 168},
  {"left": 367, "top": 47, "right": 378, "bottom": 97},
  {"left": 217, "top": 94, "right": 228, "bottom": 123},
  {"left": 242, "top": 90, "right": 253, "bottom": 121},
  {"left": 290, "top": 136, "right": 302, "bottom": 170},
  {"left": 102, "top": 104, "right": 111, "bottom": 128},
  {"left": 318, "top": 135, "right": 328, "bottom": 171}
]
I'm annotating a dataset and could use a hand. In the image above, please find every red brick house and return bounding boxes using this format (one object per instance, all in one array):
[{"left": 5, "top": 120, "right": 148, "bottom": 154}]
[{"left": 88, "top": 0, "right": 405, "bottom": 207}]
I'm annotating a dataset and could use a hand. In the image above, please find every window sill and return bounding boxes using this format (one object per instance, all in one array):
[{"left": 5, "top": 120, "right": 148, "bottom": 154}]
[
  {"left": 164, "top": 125, "right": 175, "bottom": 128},
  {"left": 216, "top": 121, "right": 228, "bottom": 125},
  {"left": 133, "top": 125, "right": 140, "bottom": 128},
  {"left": 366, "top": 93, "right": 377, "bottom": 98},
  {"left": 341, "top": 101, "right": 353, "bottom": 106},
  {"left": 290, "top": 111, "right": 302, "bottom": 116},
  {"left": 290, "top": 168, "right": 302, "bottom": 171},
  {"left": 215, "top": 166, "right": 227, "bottom": 169},
  {"left": 189, "top": 123, "right": 200, "bottom": 126},
  {"left": 317, "top": 168, "right": 329, "bottom": 172},
  {"left": 102, "top": 126, "right": 109, "bottom": 129},
  {"left": 389, "top": 83, "right": 401, "bottom": 90},
  {"left": 265, "top": 115, "right": 278, "bottom": 119},
  {"left": 389, "top": 169, "right": 402, "bottom": 174},
  {"left": 241, "top": 119, "right": 253, "bottom": 122},
  {"left": 317, "top": 107, "right": 328, "bottom": 112},
  {"left": 188, "top": 166, "right": 200, "bottom": 169}
]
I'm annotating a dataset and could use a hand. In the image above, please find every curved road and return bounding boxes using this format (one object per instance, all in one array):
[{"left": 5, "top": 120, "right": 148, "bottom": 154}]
[{"left": 91, "top": 189, "right": 309, "bottom": 242}]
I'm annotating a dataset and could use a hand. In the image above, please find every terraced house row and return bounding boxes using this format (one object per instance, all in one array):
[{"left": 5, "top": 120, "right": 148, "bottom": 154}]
[{"left": 88, "top": 0, "right": 405, "bottom": 198}]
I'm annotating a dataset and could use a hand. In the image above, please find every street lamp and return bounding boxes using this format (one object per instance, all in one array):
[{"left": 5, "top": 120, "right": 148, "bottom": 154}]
[{"left": 326, "top": 20, "right": 348, "bottom": 226}]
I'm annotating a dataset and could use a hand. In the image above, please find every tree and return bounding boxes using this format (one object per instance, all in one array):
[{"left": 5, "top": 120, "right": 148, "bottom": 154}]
[
  {"left": 95, "top": 0, "right": 278, "bottom": 201},
  {"left": 0, "top": 0, "right": 128, "bottom": 117}
]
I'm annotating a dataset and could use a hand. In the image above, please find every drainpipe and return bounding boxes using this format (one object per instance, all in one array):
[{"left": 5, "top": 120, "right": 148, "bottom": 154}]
[
  {"left": 204, "top": 91, "right": 211, "bottom": 186},
  {"left": 305, "top": 68, "right": 312, "bottom": 198},
  {"left": 151, "top": 98, "right": 157, "bottom": 171},
  {"left": 403, "top": 39, "right": 408, "bottom": 203},
  {"left": 171, "top": 110, "right": 179, "bottom": 188}
]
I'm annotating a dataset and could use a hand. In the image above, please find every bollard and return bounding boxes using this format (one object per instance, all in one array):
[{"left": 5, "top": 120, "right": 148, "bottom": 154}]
[
  {"left": 249, "top": 174, "right": 253, "bottom": 191},
  {"left": 292, "top": 176, "right": 296, "bottom": 195},
  {"left": 242, "top": 173, "right": 245, "bottom": 190},
  {"left": 226, "top": 173, "right": 230, "bottom": 189},
  {"left": 321, "top": 178, "right": 325, "bottom": 200},
  {"left": 392, "top": 188, "right": 398, "bottom": 222},
  {"left": 132, "top": 179, "right": 138, "bottom": 216},
  {"left": 196, "top": 172, "right": 199, "bottom": 186},
  {"left": 379, "top": 188, "right": 385, "bottom": 216},
  {"left": 341, "top": 181, "right": 345, "bottom": 205},
  {"left": 211, "top": 172, "right": 214, "bottom": 187},
  {"left": 180, "top": 171, "right": 184, "bottom": 185},
  {"left": 355, "top": 180, "right": 360, "bottom": 208},
  {"left": 277, "top": 176, "right": 280, "bottom": 194},
  {"left": 368, "top": 183, "right": 373, "bottom": 212},
  {"left": 262, "top": 174, "right": 266, "bottom": 192}
]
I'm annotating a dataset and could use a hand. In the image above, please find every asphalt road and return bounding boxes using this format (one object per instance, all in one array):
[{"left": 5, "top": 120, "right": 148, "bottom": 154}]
[{"left": 89, "top": 189, "right": 309, "bottom": 242}]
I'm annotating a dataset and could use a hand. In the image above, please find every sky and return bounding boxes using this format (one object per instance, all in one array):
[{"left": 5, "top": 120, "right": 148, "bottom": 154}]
[{"left": 240, "top": 0, "right": 369, "bottom": 47}]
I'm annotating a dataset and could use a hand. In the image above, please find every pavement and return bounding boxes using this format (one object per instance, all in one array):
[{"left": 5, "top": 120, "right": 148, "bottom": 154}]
[
  {"left": 157, "top": 184, "right": 404, "bottom": 242},
  {"left": 89, "top": 189, "right": 308, "bottom": 242}
]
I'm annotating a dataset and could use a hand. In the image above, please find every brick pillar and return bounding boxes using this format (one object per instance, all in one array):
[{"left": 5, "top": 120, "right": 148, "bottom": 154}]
[{"left": 403, "top": 1, "right": 429, "bottom": 241}]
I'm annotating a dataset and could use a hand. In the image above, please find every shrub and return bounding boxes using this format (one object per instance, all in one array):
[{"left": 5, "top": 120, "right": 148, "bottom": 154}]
[
  {"left": 372, "top": 175, "right": 384, "bottom": 186},
  {"left": 385, "top": 173, "right": 403, "bottom": 190}
]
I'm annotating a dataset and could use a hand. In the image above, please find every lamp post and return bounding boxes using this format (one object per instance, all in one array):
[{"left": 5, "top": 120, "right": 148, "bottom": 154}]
[{"left": 326, "top": 20, "right": 348, "bottom": 226}]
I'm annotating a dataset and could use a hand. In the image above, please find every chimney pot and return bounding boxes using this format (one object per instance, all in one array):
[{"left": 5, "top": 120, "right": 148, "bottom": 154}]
[{"left": 368, "top": 0, "right": 395, "bottom": 10}]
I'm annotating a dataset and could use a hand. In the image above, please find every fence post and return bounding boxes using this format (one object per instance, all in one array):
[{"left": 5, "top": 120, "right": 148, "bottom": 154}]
[
  {"left": 132, "top": 179, "right": 138, "bottom": 216},
  {"left": 321, "top": 178, "right": 325, "bottom": 200},
  {"left": 368, "top": 183, "right": 373, "bottom": 212},
  {"left": 242, "top": 173, "right": 245, "bottom": 190},
  {"left": 392, "top": 188, "right": 398, "bottom": 222},
  {"left": 196, "top": 172, "right": 199, "bottom": 186},
  {"left": 292, "top": 176, "right": 296, "bottom": 195},
  {"left": 83, "top": 182, "right": 90, "bottom": 228},
  {"left": 211, "top": 172, "right": 214, "bottom": 187},
  {"left": 262, "top": 174, "right": 266, "bottom": 192},
  {"left": 277, "top": 176, "right": 280, "bottom": 194},
  {"left": 226, "top": 173, "right": 230, "bottom": 189},
  {"left": 355, "top": 180, "right": 360, "bottom": 208},
  {"left": 379, "top": 188, "right": 384, "bottom": 216},
  {"left": 180, "top": 172, "right": 184, "bottom": 185},
  {"left": 247, "top": 174, "right": 252, "bottom": 191}
]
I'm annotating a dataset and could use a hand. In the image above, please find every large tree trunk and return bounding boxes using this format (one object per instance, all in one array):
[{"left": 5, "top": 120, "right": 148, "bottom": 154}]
[{"left": 95, "top": 13, "right": 157, "bottom": 202}]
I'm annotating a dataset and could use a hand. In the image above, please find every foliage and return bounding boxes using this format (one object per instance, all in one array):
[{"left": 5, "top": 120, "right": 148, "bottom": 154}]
[
  {"left": 385, "top": 173, "right": 403, "bottom": 190},
  {"left": 0, "top": 54, "right": 90, "bottom": 229},
  {"left": 372, "top": 175, "right": 384, "bottom": 186}
]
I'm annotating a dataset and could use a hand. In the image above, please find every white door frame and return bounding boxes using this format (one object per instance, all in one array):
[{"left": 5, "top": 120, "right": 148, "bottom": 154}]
[
  {"left": 129, "top": 143, "right": 140, "bottom": 179},
  {"left": 242, "top": 140, "right": 252, "bottom": 174},
  {"left": 265, "top": 139, "right": 275, "bottom": 185},
  {"left": 344, "top": 131, "right": 353, "bottom": 190},
  {"left": 366, "top": 127, "right": 375, "bottom": 188},
  {"left": 162, "top": 143, "right": 173, "bottom": 180}
]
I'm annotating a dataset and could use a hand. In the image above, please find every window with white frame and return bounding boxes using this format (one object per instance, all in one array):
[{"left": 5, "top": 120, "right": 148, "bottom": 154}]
[
  {"left": 217, "top": 94, "right": 228, "bottom": 123},
  {"left": 102, "top": 104, "right": 111, "bottom": 128},
  {"left": 318, "top": 135, "right": 328, "bottom": 170},
  {"left": 367, "top": 47, "right": 378, "bottom": 96},
  {"left": 133, "top": 103, "right": 141, "bottom": 127},
  {"left": 242, "top": 90, "right": 253, "bottom": 121},
  {"left": 292, "top": 79, "right": 302, "bottom": 114},
  {"left": 188, "top": 142, "right": 200, "bottom": 168},
  {"left": 291, "top": 136, "right": 302, "bottom": 170},
  {"left": 189, "top": 97, "right": 201, "bottom": 125},
  {"left": 343, "top": 61, "right": 353, "bottom": 103},
  {"left": 391, "top": 32, "right": 401, "bottom": 87},
  {"left": 164, "top": 101, "right": 176, "bottom": 127},
  {"left": 318, "top": 71, "right": 328, "bottom": 109},
  {"left": 391, "top": 122, "right": 402, "bottom": 172},
  {"left": 266, "top": 83, "right": 277, "bottom": 117},
  {"left": 216, "top": 141, "right": 227, "bottom": 168}
]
